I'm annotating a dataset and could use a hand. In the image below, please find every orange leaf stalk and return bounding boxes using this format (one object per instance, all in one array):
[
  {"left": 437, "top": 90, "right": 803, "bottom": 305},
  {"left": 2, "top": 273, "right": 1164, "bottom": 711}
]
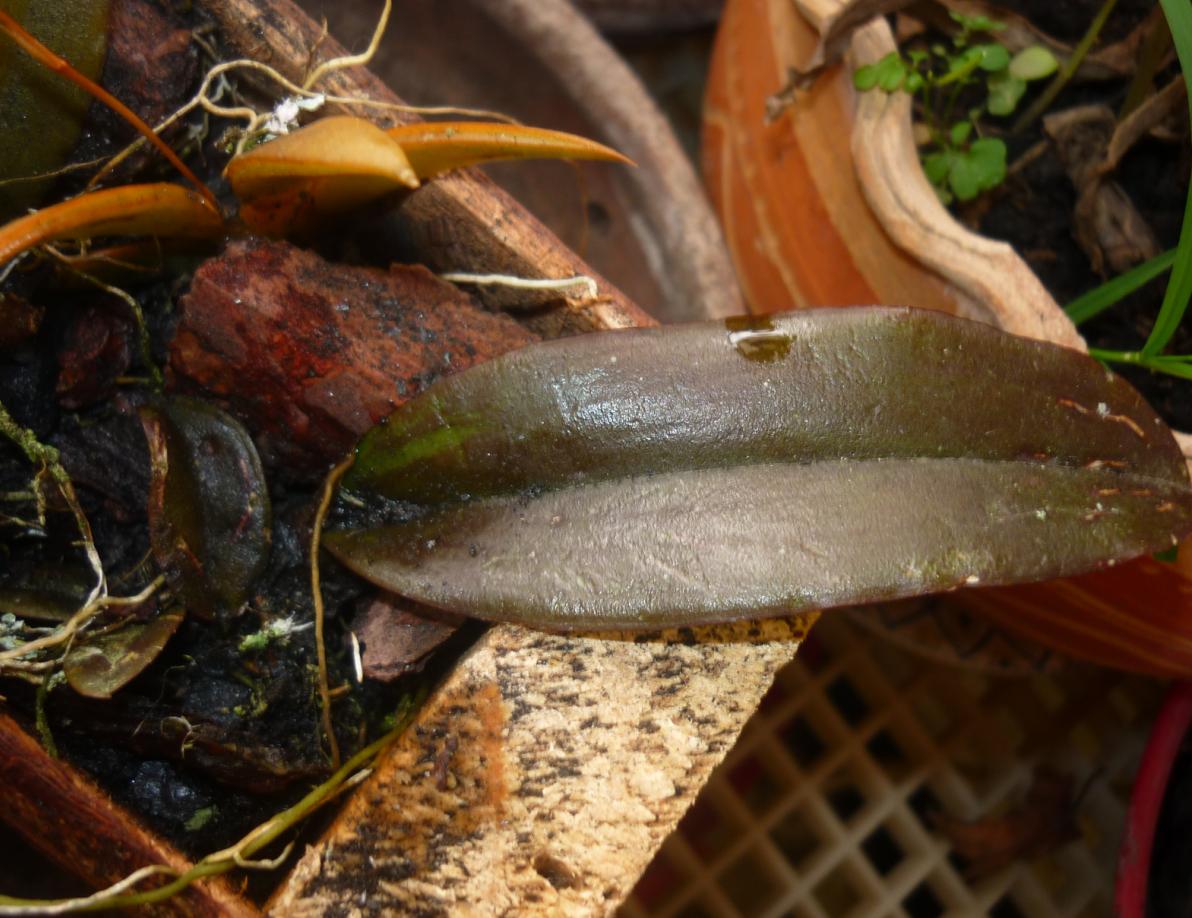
[
  {"left": 0, "top": 183, "right": 224, "bottom": 268},
  {"left": 387, "top": 122, "right": 634, "bottom": 179},
  {"left": 0, "top": 10, "right": 218, "bottom": 211}
]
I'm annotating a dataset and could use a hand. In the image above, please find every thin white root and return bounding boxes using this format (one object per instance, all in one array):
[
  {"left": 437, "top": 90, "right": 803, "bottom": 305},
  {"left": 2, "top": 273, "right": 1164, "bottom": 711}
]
[
  {"left": 440, "top": 272, "right": 600, "bottom": 301},
  {"left": 0, "top": 865, "right": 177, "bottom": 916},
  {"left": 303, "top": 0, "right": 391, "bottom": 89}
]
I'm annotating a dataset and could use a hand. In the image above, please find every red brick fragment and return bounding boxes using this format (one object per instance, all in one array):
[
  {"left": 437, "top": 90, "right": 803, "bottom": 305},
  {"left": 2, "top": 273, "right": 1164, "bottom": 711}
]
[{"left": 168, "top": 239, "right": 537, "bottom": 477}]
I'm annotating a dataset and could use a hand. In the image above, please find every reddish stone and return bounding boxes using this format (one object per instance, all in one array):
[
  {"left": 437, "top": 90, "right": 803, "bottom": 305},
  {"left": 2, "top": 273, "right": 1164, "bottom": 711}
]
[
  {"left": 56, "top": 305, "right": 133, "bottom": 409},
  {"left": 106, "top": 0, "right": 198, "bottom": 128},
  {"left": 168, "top": 238, "right": 538, "bottom": 478},
  {"left": 0, "top": 293, "right": 44, "bottom": 349}
]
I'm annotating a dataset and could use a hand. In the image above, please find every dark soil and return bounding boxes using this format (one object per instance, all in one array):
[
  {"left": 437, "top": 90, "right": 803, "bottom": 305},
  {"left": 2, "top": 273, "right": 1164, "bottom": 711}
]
[
  {"left": 1148, "top": 734, "right": 1192, "bottom": 918},
  {"left": 968, "top": 0, "right": 1192, "bottom": 430},
  {"left": 0, "top": 0, "right": 449, "bottom": 894}
]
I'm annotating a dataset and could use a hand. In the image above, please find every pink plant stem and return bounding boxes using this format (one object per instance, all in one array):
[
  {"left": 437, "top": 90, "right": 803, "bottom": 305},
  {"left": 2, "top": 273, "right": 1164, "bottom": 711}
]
[{"left": 1116, "top": 681, "right": 1192, "bottom": 916}]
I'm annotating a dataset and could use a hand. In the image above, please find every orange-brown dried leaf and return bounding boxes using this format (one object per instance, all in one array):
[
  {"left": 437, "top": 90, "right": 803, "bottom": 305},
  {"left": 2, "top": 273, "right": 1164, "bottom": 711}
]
[
  {"left": 387, "top": 121, "right": 632, "bottom": 179},
  {"left": 0, "top": 182, "right": 224, "bottom": 267},
  {"left": 64, "top": 606, "right": 185, "bottom": 699},
  {"left": 933, "top": 769, "right": 1081, "bottom": 878},
  {"left": 226, "top": 116, "right": 419, "bottom": 237}
]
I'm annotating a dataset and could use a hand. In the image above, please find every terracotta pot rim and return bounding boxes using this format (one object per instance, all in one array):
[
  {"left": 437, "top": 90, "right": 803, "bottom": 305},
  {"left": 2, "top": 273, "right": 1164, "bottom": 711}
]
[{"left": 792, "top": 0, "right": 1192, "bottom": 463}]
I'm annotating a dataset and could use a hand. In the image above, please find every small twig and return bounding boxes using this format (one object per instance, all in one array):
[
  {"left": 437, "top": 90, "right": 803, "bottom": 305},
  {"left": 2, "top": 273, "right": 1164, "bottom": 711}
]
[
  {"left": 1006, "top": 138, "right": 1051, "bottom": 178},
  {"left": 0, "top": 155, "right": 109, "bottom": 188},
  {"left": 310, "top": 455, "right": 355, "bottom": 770},
  {"left": 303, "top": 0, "right": 391, "bottom": 90}
]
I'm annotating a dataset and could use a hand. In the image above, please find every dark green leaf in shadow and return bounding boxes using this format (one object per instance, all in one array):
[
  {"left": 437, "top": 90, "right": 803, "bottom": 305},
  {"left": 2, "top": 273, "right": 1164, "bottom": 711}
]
[
  {"left": 140, "top": 397, "right": 271, "bottom": 620},
  {"left": 64, "top": 606, "right": 184, "bottom": 699},
  {"left": 0, "top": 0, "right": 111, "bottom": 219},
  {"left": 0, "top": 563, "right": 95, "bottom": 622},
  {"left": 326, "top": 308, "right": 1192, "bottom": 630}
]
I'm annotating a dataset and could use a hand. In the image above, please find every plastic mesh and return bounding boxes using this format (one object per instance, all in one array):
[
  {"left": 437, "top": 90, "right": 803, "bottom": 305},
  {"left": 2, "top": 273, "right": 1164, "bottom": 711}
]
[{"left": 621, "top": 614, "right": 1160, "bottom": 917}]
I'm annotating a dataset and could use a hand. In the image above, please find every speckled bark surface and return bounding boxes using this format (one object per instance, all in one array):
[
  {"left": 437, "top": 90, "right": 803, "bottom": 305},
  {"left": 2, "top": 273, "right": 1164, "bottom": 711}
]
[{"left": 269, "top": 617, "right": 811, "bottom": 916}]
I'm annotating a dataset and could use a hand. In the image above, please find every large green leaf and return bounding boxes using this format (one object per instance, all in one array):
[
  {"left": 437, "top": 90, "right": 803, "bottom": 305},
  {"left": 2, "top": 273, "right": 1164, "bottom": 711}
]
[{"left": 325, "top": 308, "right": 1192, "bottom": 630}]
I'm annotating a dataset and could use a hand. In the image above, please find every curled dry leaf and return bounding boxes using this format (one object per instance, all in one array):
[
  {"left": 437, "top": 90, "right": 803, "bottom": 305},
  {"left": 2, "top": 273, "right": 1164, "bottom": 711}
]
[
  {"left": 934, "top": 768, "right": 1081, "bottom": 878},
  {"left": 140, "top": 397, "right": 271, "bottom": 620},
  {"left": 63, "top": 606, "right": 185, "bottom": 699},
  {"left": 1043, "top": 105, "right": 1162, "bottom": 275},
  {"left": 326, "top": 308, "right": 1192, "bottom": 630}
]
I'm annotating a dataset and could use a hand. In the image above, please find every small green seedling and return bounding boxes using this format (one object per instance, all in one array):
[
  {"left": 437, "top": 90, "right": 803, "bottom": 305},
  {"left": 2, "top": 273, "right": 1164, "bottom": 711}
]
[{"left": 853, "top": 13, "right": 1057, "bottom": 203}]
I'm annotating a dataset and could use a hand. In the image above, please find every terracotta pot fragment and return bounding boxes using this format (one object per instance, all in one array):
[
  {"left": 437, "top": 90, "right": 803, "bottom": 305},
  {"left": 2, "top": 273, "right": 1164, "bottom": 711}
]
[{"left": 703, "top": 0, "right": 1192, "bottom": 677}]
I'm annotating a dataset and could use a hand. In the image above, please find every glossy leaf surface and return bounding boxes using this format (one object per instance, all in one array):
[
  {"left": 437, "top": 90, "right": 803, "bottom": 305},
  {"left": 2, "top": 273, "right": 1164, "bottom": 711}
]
[
  {"left": 140, "top": 397, "right": 271, "bottom": 620},
  {"left": 64, "top": 607, "right": 184, "bottom": 699},
  {"left": 326, "top": 308, "right": 1192, "bottom": 630},
  {"left": 386, "top": 122, "right": 632, "bottom": 179}
]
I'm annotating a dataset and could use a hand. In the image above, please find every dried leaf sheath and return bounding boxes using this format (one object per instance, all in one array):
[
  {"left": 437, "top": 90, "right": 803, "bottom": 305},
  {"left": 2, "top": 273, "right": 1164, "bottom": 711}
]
[{"left": 325, "top": 308, "right": 1192, "bottom": 630}]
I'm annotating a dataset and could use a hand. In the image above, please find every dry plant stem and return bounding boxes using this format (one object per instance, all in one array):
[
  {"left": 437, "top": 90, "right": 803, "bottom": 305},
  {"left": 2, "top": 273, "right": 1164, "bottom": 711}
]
[
  {"left": 311, "top": 454, "right": 355, "bottom": 770},
  {"left": 0, "top": 400, "right": 105, "bottom": 611},
  {"left": 1121, "top": 10, "right": 1174, "bottom": 117},
  {"left": 1007, "top": 137, "right": 1052, "bottom": 178},
  {"left": 0, "top": 11, "right": 216, "bottom": 209},
  {"left": 0, "top": 699, "right": 420, "bottom": 914},
  {"left": 1012, "top": 0, "right": 1119, "bottom": 134},
  {"left": 0, "top": 577, "right": 163, "bottom": 670},
  {"left": 0, "top": 156, "right": 109, "bottom": 189}
]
